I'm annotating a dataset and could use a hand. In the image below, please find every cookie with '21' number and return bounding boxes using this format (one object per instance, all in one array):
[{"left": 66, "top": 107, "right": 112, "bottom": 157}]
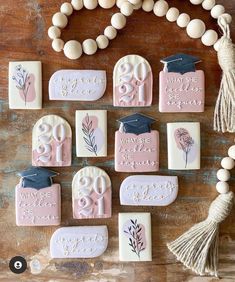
[{"left": 113, "top": 55, "right": 153, "bottom": 107}]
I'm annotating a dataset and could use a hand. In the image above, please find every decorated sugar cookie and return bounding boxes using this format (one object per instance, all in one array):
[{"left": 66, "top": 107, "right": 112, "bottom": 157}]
[
  {"left": 167, "top": 122, "right": 200, "bottom": 170},
  {"left": 72, "top": 166, "right": 112, "bottom": 219},
  {"left": 115, "top": 113, "right": 159, "bottom": 172},
  {"left": 119, "top": 212, "right": 152, "bottom": 262},
  {"left": 9, "top": 61, "right": 42, "bottom": 109},
  {"left": 76, "top": 110, "right": 107, "bottom": 157},
  {"left": 113, "top": 55, "right": 153, "bottom": 107},
  {"left": 120, "top": 175, "right": 178, "bottom": 206},
  {"left": 159, "top": 54, "right": 205, "bottom": 113},
  {"left": 32, "top": 115, "right": 72, "bottom": 167},
  {"left": 50, "top": 226, "right": 108, "bottom": 258},
  {"left": 49, "top": 70, "right": 106, "bottom": 101},
  {"left": 15, "top": 167, "right": 61, "bottom": 226}
]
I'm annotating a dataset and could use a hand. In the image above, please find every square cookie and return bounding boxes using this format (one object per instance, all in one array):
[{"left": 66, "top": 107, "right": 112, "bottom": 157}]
[
  {"left": 76, "top": 110, "right": 107, "bottom": 157},
  {"left": 167, "top": 122, "right": 200, "bottom": 170},
  {"left": 119, "top": 212, "right": 152, "bottom": 261},
  {"left": 9, "top": 61, "right": 42, "bottom": 109}
]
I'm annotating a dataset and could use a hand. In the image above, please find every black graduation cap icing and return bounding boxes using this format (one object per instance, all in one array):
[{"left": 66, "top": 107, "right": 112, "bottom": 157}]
[
  {"left": 18, "top": 167, "right": 58, "bottom": 190},
  {"left": 161, "top": 53, "right": 201, "bottom": 74},
  {"left": 118, "top": 113, "right": 155, "bottom": 135}
]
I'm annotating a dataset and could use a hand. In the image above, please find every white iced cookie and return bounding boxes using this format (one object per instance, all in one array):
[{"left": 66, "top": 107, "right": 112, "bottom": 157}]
[
  {"left": 32, "top": 114, "right": 72, "bottom": 167},
  {"left": 113, "top": 55, "right": 153, "bottom": 107},
  {"left": 76, "top": 110, "right": 107, "bottom": 157},
  {"left": 72, "top": 166, "right": 112, "bottom": 219},
  {"left": 50, "top": 226, "right": 108, "bottom": 258},
  {"left": 167, "top": 122, "right": 201, "bottom": 170},
  {"left": 9, "top": 61, "right": 42, "bottom": 109},
  {"left": 119, "top": 212, "right": 152, "bottom": 261}
]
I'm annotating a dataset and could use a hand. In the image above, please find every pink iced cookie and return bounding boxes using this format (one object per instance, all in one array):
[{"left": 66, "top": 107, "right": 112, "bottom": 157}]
[
  {"left": 32, "top": 114, "right": 72, "bottom": 167},
  {"left": 72, "top": 166, "right": 112, "bottom": 219},
  {"left": 115, "top": 131, "right": 159, "bottom": 172},
  {"left": 15, "top": 167, "right": 61, "bottom": 226},
  {"left": 113, "top": 55, "right": 153, "bottom": 107},
  {"left": 49, "top": 70, "right": 106, "bottom": 101},
  {"left": 159, "top": 71, "right": 205, "bottom": 112}
]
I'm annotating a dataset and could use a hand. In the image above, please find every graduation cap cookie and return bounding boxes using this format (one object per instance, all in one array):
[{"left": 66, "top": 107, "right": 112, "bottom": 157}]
[
  {"left": 115, "top": 113, "right": 159, "bottom": 172},
  {"left": 159, "top": 53, "right": 205, "bottom": 113},
  {"left": 113, "top": 55, "right": 153, "bottom": 107},
  {"left": 15, "top": 167, "right": 61, "bottom": 226}
]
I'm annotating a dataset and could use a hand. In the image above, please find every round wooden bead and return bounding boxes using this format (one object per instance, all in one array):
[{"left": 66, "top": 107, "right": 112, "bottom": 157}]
[
  {"left": 166, "top": 7, "right": 179, "bottom": 22},
  {"left": 216, "top": 181, "right": 230, "bottom": 194},
  {"left": 142, "top": 0, "right": 154, "bottom": 12},
  {"left": 228, "top": 145, "right": 235, "bottom": 159},
  {"left": 98, "top": 0, "right": 116, "bottom": 8},
  {"left": 201, "top": 29, "right": 218, "bottom": 46},
  {"left": 64, "top": 40, "right": 83, "bottom": 59},
  {"left": 202, "top": 0, "right": 215, "bottom": 10},
  {"left": 60, "top": 2, "right": 73, "bottom": 16},
  {"left": 82, "top": 39, "right": 98, "bottom": 55},
  {"left": 211, "top": 4, "right": 225, "bottom": 19},
  {"left": 190, "top": 0, "right": 203, "bottom": 4},
  {"left": 121, "top": 1, "right": 134, "bottom": 16},
  {"left": 71, "top": 0, "right": 84, "bottom": 10},
  {"left": 153, "top": 0, "right": 169, "bottom": 17},
  {"left": 176, "top": 13, "right": 190, "bottom": 28},
  {"left": 217, "top": 169, "right": 230, "bottom": 182},
  {"left": 117, "top": 0, "right": 127, "bottom": 9},
  {"left": 104, "top": 26, "right": 117, "bottom": 40},
  {"left": 128, "top": 0, "right": 141, "bottom": 5},
  {"left": 52, "top": 38, "right": 64, "bottom": 52},
  {"left": 52, "top": 12, "right": 68, "bottom": 28},
  {"left": 133, "top": 1, "right": 142, "bottom": 9},
  {"left": 213, "top": 38, "right": 221, "bottom": 51},
  {"left": 220, "top": 13, "right": 232, "bottom": 24},
  {"left": 84, "top": 0, "right": 98, "bottom": 10},
  {"left": 96, "top": 35, "right": 109, "bottom": 49},
  {"left": 221, "top": 157, "right": 235, "bottom": 170},
  {"left": 111, "top": 13, "right": 126, "bottom": 29},
  {"left": 186, "top": 19, "right": 206, "bottom": 39},
  {"left": 48, "top": 26, "right": 61, "bottom": 39}
]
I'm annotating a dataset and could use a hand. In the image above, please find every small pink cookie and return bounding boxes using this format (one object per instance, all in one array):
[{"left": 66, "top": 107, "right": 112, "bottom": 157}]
[
  {"left": 113, "top": 55, "right": 153, "bottom": 107},
  {"left": 15, "top": 167, "right": 61, "bottom": 226},
  {"left": 72, "top": 166, "right": 112, "bottom": 219},
  {"left": 32, "top": 114, "right": 72, "bottom": 167},
  {"left": 159, "top": 71, "right": 205, "bottom": 112}
]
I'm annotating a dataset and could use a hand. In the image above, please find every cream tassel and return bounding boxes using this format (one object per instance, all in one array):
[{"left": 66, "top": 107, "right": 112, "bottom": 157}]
[
  {"left": 167, "top": 191, "right": 234, "bottom": 277},
  {"left": 214, "top": 15, "right": 235, "bottom": 132}
]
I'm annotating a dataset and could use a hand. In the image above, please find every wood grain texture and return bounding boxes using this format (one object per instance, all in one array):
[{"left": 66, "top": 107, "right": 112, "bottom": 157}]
[{"left": 0, "top": 0, "right": 235, "bottom": 281}]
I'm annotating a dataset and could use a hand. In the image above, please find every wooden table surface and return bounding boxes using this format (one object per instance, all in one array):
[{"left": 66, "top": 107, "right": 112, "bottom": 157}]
[{"left": 0, "top": 0, "right": 235, "bottom": 281}]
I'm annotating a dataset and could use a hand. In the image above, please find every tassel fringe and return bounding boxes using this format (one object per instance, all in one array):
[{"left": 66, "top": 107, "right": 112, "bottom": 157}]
[
  {"left": 214, "top": 16, "right": 235, "bottom": 132},
  {"left": 167, "top": 192, "right": 234, "bottom": 277}
]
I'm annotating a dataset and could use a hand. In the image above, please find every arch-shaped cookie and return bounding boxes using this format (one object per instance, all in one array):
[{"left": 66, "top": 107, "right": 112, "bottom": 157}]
[
  {"left": 72, "top": 166, "right": 112, "bottom": 219},
  {"left": 32, "top": 114, "right": 72, "bottom": 166},
  {"left": 113, "top": 55, "right": 153, "bottom": 107}
]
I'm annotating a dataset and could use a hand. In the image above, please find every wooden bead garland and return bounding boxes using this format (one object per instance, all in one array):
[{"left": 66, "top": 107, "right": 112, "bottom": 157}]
[{"left": 48, "top": 0, "right": 231, "bottom": 60}]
